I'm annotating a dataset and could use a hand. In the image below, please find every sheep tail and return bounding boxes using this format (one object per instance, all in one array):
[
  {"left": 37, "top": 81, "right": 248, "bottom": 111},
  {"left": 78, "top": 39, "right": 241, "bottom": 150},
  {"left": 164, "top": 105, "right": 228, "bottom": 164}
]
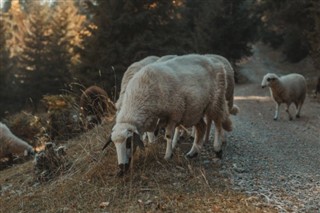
[
  {"left": 215, "top": 71, "right": 233, "bottom": 132},
  {"left": 230, "top": 104, "right": 240, "bottom": 115}
]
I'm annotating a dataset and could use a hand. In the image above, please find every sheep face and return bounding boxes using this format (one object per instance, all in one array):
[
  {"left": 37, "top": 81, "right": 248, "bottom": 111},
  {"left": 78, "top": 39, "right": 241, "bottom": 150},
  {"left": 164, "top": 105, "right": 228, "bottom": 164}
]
[
  {"left": 111, "top": 123, "right": 143, "bottom": 175},
  {"left": 261, "top": 73, "right": 279, "bottom": 88}
]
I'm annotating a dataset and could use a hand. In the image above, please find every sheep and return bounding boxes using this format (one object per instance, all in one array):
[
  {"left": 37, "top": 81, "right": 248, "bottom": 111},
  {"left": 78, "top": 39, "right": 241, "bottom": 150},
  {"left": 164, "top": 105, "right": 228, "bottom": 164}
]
[
  {"left": 115, "top": 55, "right": 178, "bottom": 144},
  {"left": 261, "top": 73, "right": 307, "bottom": 120},
  {"left": 111, "top": 54, "right": 231, "bottom": 174},
  {"left": 80, "top": 85, "right": 115, "bottom": 130},
  {"left": 114, "top": 56, "right": 161, "bottom": 143},
  {"left": 203, "top": 54, "right": 240, "bottom": 146},
  {"left": 170, "top": 54, "right": 239, "bottom": 152},
  {"left": 0, "top": 122, "right": 35, "bottom": 162}
]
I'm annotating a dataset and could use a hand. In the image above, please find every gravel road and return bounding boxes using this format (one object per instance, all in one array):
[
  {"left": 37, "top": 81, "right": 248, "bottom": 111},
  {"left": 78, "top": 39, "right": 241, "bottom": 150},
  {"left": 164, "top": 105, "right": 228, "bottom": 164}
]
[{"left": 218, "top": 45, "right": 320, "bottom": 212}]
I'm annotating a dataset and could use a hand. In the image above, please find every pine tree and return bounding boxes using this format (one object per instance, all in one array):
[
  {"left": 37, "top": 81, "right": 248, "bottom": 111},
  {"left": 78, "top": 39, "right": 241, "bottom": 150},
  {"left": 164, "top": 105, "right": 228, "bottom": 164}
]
[
  {"left": 190, "top": 0, "right": 259, "bottom": 62},
  {"left": 257, "top": 0, "right": 313, "bottom": 62},
  {"left": 12, "top": 1, "right": 87, "bottom": 111},
  {"left": 307, "top": 0, "right": 320, "bottom": 71},
  {"left": 77, "top": 0, "right": 191, "bottom": 98},
  {"left": 0, "top": 0, "right": 32, "bottom": 114},
  {"left": 5, "top": 0, "right": 28, "bottom": 57},
  {"left": 0, "top": 12, "right": 12, "bottom": 100},
  {"left": 15, "top": 2, "right": 52, "bottom": 109}
]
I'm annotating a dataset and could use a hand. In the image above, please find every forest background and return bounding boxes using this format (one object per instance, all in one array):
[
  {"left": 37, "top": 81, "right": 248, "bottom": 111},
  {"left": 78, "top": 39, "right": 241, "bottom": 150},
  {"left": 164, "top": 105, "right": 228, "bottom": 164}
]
[{"left": 0, "top": 0, "right": 319, "bottom": 118}]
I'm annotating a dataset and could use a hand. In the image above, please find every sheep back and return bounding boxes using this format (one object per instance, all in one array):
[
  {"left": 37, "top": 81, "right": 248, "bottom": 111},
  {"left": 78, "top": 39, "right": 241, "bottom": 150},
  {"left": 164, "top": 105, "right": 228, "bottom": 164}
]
[
  {"left": 117, "top": 54, "right": 224, "bottom": 133},
  {"left": 115, "top": 56, "right": 160, "bottom": 110},
  {"left": 205, "top": 54, "right": 239, "bottom": 115}
]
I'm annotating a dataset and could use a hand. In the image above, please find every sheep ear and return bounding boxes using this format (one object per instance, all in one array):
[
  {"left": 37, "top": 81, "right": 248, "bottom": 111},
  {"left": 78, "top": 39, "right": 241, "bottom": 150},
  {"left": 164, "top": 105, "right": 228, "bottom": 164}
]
[
  {"left": 133, "top": 132, "right": 145, "bottom": 150},
  {"left": 102, "top": 135, "right": 112, "bottom": 150}
]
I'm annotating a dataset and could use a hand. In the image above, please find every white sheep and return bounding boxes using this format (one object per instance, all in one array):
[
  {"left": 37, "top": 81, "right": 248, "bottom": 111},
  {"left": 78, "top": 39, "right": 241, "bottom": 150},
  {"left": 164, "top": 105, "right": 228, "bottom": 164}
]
[
  {"left": 0, "top": 122, "right": 35, "bottom": 161},
  {"left": 261, "top": 73, "right": 307, "bottom": 120},
  {"left": 170, "top": 54, "right": 239, "bottom": 153},
  {"left": 115, "top": 55, "right": 178, "bottom": 144},
  {"left": 111, "top": 54, "right": 231, "bottom": 173},
  {"left": 115, "top": 56, "right": 161, "bottom": 144}
]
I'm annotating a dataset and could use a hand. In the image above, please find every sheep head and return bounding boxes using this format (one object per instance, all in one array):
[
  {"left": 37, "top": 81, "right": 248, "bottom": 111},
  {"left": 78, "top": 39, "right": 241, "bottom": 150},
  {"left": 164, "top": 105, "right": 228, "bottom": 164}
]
[
  {"left": 261, "top": 73, "right": 279, "bottom": 88},
  {"left": 110, "top": 123, "right": 144, "bottom": 176}
]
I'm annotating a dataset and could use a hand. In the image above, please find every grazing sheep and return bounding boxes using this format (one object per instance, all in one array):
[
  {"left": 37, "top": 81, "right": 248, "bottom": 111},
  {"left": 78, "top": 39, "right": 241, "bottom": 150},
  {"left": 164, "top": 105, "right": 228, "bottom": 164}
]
[
  {"left": 111, "top": 54, "right": 231, "bottom": 174},
  {"left": 261, "top": 73, "right": 307, "bottom": 120},
  {"left": 0, "top": 122, "right": 34, "bottom": 161},
  {"left": 114, "top": 56, "right": 160, "bottom": 144},
  {"left": 115, "top": 55, "right": 178, "bottom": 144},
  {"left": 171, "top": 54, "right": 239, "bottom": 151},
  {"left": 80, "top": 85, "right": 115, "bottom": 129}
]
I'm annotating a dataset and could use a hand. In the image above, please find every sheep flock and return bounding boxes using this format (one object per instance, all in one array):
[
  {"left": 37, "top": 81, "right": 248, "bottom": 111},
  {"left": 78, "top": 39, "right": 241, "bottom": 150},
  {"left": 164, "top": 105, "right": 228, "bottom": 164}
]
[
  {"left": 109, "top": 54, "right": 238, "bottom": 175},
  {"left": 1, "top": 53, "right": 313, "bottom": 179},
  {"left": 108, "top": 54, "right": 312, "bottom": 175}
]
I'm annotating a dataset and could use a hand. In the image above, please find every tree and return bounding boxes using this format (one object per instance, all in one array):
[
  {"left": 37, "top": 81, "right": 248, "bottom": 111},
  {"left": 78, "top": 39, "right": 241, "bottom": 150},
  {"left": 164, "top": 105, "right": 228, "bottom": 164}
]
[
  {"left": 14, "top": 2, "right": 53, "bottom": 110},
  {"left": 0, "top": 2, "right": 27, "bottom": 115},
  {"left": 11, "top": 1, "right": 87, "bottom": 111},
  {"left": 0, "top": 12, "right": 12, "bottom": 104},
  {"left": 257, "top": 0, "right": 313, "bottom": 62},
  {"left": 76, "top": 0, "right": 192, "bottom": 98},
  {"left": 307, "top": 0, "right": 320, "bottom": 72},
  {"left": 188, "top": 0, "right": 259, "bottom": 62}
]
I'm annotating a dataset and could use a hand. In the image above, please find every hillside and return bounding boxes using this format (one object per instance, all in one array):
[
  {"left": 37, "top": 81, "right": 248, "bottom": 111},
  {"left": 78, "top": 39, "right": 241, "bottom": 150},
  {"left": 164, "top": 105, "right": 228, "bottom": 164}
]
[{"left": 1, "top": 43, "right": 319, "bottom": 212}]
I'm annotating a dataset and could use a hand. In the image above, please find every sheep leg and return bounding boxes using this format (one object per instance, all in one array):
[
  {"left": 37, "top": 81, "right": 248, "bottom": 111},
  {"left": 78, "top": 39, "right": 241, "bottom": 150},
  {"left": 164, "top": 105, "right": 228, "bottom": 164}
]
[
  {"left": 213, "top": 120, "right": 223, "bottom": 158},
  {"left": 285, "top": 103, "right": 293, "bottom": 120},
  {"left": 274, "top": 103, "right": 280, "bottom": 120},
  {"left": 204, "top": 117, "right": 212, "bottom": 144},
  {"left": 295, "top": 102, "right": 303, "bottom": 118},
  {"left": 172, "top": 126, "right": 181, "bottom": 150},
  {"left": 186, "top": 118, "right": 206, "bottom": 158},
  {"left": 147, "top": 132, "right": 156, "bottom": 143},
  {"left": 164, "top": 122, "right": 176, "bottom": 160}
]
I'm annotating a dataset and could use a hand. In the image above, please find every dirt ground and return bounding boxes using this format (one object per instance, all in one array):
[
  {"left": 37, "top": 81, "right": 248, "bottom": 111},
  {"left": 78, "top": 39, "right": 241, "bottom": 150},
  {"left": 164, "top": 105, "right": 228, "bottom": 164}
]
[{"left": 0, "top": 43, "right": 319, "bottom": 213}]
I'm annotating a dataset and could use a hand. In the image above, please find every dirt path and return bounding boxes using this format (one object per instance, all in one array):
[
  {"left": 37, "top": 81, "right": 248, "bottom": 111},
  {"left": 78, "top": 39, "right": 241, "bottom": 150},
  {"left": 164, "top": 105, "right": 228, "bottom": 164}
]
[{"left": 221, "top": 44, "right": 320, "bottom": 212}]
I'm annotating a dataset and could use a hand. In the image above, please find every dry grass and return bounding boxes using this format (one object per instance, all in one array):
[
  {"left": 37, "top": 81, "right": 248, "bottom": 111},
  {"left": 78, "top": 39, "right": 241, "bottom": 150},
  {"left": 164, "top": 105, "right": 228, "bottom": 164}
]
[{"left": 0, "top": 121, "right": 276, "bottom": 213}]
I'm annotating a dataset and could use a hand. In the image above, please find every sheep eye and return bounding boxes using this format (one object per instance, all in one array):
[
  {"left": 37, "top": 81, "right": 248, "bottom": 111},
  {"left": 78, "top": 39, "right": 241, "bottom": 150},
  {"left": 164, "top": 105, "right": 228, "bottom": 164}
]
[
  {"left": 126, "top": 137, "right": 132, "bottom": 148},
  {"left": 267, "top": 78, "right": 271, "bottom": 82}
]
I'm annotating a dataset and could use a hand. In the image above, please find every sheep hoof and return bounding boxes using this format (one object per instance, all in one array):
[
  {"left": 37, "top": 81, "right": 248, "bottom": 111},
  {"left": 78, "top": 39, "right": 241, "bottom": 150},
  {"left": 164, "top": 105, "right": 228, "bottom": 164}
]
[
  {"left": 164, "top": 153, "right": 173, "bottom": 160},
  {"left": 273, "top": 117, "right": 278, "bottom": 121},
  {"left": 289, "top": 117, "right": 293, "bottom": 121},
  {"left": 296, "top": 114, "right": 300, "bottom": 118},
  {"left": 185, "top": 152, "right": 198, "bottom": 159},
  {"left": 215, "top": 150, "right": 223, "bottom": 159}
]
